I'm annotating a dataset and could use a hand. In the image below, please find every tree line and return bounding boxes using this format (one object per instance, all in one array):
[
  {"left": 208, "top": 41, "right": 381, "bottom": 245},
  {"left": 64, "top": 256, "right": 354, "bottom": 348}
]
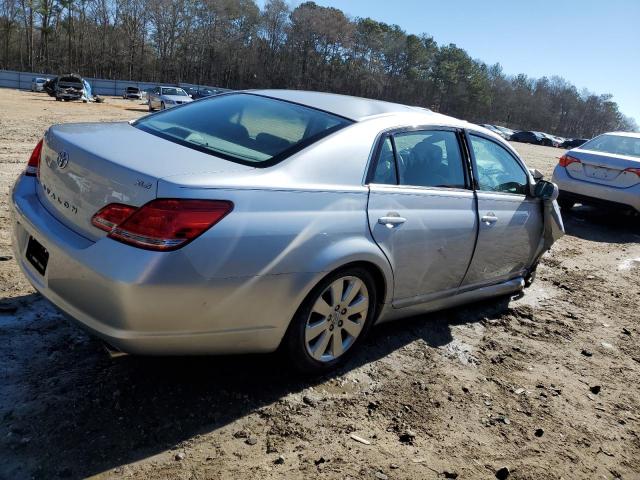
[{"left": 1, "top": 0, "right": 637, "bottom": 137}]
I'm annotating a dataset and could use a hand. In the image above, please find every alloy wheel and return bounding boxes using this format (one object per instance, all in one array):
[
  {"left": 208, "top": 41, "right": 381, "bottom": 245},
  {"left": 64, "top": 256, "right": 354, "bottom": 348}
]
[{"left": 304, "top": 276, "right": 369, "bottom": 362}]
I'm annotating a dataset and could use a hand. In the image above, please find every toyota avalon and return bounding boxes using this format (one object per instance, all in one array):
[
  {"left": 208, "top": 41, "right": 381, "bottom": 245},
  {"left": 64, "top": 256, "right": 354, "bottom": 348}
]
[{"left": 11, "top": 90, "right": 564, "bottom": 372}]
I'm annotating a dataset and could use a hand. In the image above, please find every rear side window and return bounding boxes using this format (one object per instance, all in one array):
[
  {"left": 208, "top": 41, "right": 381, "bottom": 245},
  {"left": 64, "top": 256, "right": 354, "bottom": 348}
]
[
  {"left": 394, "top": 130, "right": 466, "bottom": 188},
  {"left": 469, "top": 134, "right": 528, "bottom": 195},
  {"left": 135, "top": 93, "right": 352, "bottom": 166}
]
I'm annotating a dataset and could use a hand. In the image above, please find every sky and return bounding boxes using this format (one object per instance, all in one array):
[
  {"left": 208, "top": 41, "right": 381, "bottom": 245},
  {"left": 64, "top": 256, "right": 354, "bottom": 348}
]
[{"left": 258, "top": 0, "right": 640, "bottom": 124}]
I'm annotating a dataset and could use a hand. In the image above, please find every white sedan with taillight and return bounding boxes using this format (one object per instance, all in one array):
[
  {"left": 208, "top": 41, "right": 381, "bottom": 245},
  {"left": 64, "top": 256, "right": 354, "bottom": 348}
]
[{"left": 553, "top": 131, "right": 640, "bottom": 213}]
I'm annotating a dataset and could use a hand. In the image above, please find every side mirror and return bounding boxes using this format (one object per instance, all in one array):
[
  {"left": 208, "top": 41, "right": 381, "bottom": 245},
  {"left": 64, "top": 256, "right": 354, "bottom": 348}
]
[
  {"left": 534, "top": 180, "right": 559, "bottom": 201},
  {"left": 529, "top": 168, "right": 544, "bottom": 181}
]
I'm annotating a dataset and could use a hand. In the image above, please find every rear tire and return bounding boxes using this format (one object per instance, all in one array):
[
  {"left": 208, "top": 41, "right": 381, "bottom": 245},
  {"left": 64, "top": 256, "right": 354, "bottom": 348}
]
[
  {"left": 148, "top": 102, "right": 154, "bottom": 112},
  {"left": 283, "top": 267, "right": 378, "bottom": 374}
]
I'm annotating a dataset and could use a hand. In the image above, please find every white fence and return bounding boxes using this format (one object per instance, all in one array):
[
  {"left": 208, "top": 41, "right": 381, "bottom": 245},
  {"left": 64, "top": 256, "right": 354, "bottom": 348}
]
[{"left": 0, "top": 69, "right": 214, "bottom": 96}]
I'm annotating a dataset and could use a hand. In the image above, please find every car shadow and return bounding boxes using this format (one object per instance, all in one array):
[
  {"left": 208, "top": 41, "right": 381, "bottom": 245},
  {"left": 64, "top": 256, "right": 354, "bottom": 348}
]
[
  {"left": 0, "top": 292, "right": 511, "bottom": 479},
  {"left": 562, "top": 205, "right": 640, "bottom": 244}
]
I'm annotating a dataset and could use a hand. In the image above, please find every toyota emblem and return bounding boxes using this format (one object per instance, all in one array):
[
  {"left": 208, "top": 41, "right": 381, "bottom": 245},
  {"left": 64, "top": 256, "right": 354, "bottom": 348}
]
[{"left": 56, "top": 151, "right": 69, "bottom": 169}]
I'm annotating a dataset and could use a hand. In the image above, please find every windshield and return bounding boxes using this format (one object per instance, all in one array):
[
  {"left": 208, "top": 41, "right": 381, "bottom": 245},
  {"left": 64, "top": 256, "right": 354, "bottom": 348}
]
[
  {"left": 134, "top": 93, "right": 352, "bottom": 166},
  {"left": 161, "top": 87, "right": 187, "bottom": 96},
  {"left": 580, "top": 134, "right": 640, "bottom": 158}
]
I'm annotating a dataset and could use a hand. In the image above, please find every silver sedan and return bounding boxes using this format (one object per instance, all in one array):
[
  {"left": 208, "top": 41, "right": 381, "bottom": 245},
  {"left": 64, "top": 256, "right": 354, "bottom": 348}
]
[
  {"left": 147, "top": 86, "right": 193, "bottom": 111},
  {"left": 11, "top": 90, "right": 563, "bottom": 372},
  {"left": 552, "top": 131, "right": 640, "bottom": 212}
]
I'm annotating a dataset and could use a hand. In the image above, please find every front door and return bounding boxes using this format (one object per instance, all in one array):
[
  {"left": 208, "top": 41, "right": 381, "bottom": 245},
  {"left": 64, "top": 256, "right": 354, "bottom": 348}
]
[
  {"left": 367, "top": 128, "right": 478, "bottom": 306},
  {"left": 462, "top": 132, "right": 543, "bottom": 288}
]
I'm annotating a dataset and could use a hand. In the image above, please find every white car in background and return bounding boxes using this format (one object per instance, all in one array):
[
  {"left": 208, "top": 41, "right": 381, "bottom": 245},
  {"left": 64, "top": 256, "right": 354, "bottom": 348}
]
[
  {"left": 31, "top": 77, "right": 48, "bottom": 92},
  {"left": 148, "top": 86, "right": 193, "bottom": 111},
  {"left": 552, "top": 131, "right": 640, "bottom": 213}
]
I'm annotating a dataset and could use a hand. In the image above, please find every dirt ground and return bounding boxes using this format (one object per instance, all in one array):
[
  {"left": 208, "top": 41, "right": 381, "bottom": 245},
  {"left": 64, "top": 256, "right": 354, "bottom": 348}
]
[{"left": 1, "top": 88, "right": 639, "bottom": 480}]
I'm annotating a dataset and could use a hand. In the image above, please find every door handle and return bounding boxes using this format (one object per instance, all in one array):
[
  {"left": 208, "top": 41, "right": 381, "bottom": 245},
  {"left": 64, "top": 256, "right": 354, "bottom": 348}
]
[
  {"left": 378, "top": 215, "right": 407, "bottom": 228},
  {"left": 481, "top": 213, "right": 498, "bottom": 225}
]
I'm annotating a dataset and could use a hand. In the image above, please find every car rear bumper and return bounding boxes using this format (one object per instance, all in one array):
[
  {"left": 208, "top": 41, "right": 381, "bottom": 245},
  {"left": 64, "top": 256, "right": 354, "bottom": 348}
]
[
  {"left": 11, "top": 175, "right": 315, "bottom": 355},
  {"left": 552, "top": 165, "right": 640, "bottom": 212}
]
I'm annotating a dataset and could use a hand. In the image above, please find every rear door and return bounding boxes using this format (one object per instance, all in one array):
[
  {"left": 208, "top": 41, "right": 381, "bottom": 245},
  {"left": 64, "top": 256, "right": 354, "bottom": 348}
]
[
  {"left": 461, "top": 132, "right": 542, "bottom": 288},
  {"left": 367, "top": 127, "right": 478, "bottom": 306}
]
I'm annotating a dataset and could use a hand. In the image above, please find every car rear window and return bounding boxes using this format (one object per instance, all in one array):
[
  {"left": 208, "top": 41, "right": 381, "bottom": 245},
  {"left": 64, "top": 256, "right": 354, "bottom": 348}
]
[
  {"left": 580, "top": 134, "right": 640, "bottom": 158},
  {"left": 134, "top": 93, "right": 353, "bottom": 166}
]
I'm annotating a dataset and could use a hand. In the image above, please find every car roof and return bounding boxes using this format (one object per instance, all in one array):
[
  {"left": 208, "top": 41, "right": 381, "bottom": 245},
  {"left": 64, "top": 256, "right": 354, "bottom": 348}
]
[
  {"left": 248, "top": 89, "right": 429, "bottom": 121},
  {"left": 601, "top": 131, "right": 640, "bottom": 139}
]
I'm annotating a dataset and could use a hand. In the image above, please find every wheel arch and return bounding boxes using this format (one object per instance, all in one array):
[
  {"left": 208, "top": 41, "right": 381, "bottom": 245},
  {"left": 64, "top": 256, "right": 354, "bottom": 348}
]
[{"left": 300, "top": 236, "right": 394, "bottom": 306}]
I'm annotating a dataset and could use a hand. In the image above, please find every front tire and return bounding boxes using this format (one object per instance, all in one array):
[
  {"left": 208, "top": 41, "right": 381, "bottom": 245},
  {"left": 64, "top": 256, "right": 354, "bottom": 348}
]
[
  {"left": 161, "top": 101, "right": 165, "bottom": 110},
  {"left": 284, "top": 267, "right": 378, "bottom": 374}
]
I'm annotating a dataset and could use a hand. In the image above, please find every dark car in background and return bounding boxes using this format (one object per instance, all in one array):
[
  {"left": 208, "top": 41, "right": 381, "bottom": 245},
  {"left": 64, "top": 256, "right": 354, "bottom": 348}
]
[
  {"left": 43, "top": 77, "right": 58, "bottom": 97},
  {"left": 187, "top": 87, "right": 230, "bottom": 99},
  {"left": 561, "top": 138, "right": 588, "bottom": 149},
  {"left": 511, "top": 131, "right": 546, "bottom": 145},
  {"left": 55, "top": 74, "right": 84, "bottom": 101},
  {"left": 536, "top": 132, "right": 560, "bottom": 147}
]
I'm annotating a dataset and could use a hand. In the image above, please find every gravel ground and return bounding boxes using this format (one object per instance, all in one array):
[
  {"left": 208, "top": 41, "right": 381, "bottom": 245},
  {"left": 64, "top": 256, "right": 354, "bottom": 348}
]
[{"left": 0, "top": 89, "right": 639, "bottom": 480}]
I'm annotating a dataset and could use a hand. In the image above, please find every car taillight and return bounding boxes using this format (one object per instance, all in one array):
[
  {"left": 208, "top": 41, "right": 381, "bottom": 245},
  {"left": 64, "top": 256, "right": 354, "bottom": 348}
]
[
  {"left": 623, "top": 167, "right": 640, "bottom": 177},
  {"left": 91, "top": 199, "right": 233, "bottom": 251},
  {"left": 558, "top": 154, "right": 581, "bottom": 168},
  {"left": 91, "top": 203, "right": 138, "bottom": 232},
  {"left": 25, "top": 139, "right": 43, "bottom": 176}
]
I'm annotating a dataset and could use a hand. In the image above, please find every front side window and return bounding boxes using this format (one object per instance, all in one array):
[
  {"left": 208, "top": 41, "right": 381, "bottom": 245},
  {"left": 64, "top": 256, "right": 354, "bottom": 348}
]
[
  {"left": 135, "top": 93, "right": 352, "bottom": 166},
  {"left": 469, "top": 134, "right": 528, "bottom": 195},
  {"left": 393, "top": 130, "right": 466, "bottom": 188}
]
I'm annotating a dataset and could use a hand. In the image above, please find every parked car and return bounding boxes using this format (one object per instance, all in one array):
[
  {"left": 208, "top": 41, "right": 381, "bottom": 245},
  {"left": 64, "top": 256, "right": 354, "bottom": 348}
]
[
  {"left": 494, "top": 125, "right": 516, "bottom": 140},
  {"left": 511, "top": 130, "right": 546, "bottom": 145},
  {"left": 122, "top": 86, "right": 143, "bottom": 100},
  {"left": 55, "top": 74, "right": 84, "bottom": 101},
  {"left": 11, "top": 90, "right": 564, "bottom": 372},
  {"left": 43, "top": 77, "right": 58, "bottom": 97},
  {"left": 147, "top": 86, "right": 193, "bottom": 111},
  {"left": 560, "top": 138, "right": 588, "bottom": 149},
  {"left": 189, "top": 87, "right": 230, "bottom": 99},
  {"left": 552, "top": 131, "right": 640, "bottom": 213},
  {"left": 480, "top": 124, "right": 510, "bottom": 140},
  {"left": 31, "top": 77, "right": 49, "bottom": 92}
]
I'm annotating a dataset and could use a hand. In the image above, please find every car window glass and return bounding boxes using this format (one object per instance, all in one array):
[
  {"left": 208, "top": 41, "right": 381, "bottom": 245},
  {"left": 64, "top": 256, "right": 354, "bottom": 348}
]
[
  {"left": 470, "top": 134, "right": 528, "bottom": 195},
  {"left": 581, "top": 134, "right": 640, "bottom": 158},
  {"left": 392, "top": 130, "right": 466, "bottom": 188},
  {"left": 135, "top": 93, "right": 352, "bottom": 165},
  {"left": 370, "top": 137, "right": 397, "bottom": 184}
]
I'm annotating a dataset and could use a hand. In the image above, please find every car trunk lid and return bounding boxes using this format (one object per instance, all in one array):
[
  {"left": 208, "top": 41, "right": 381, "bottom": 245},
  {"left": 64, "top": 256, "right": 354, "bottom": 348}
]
[
  {"left": 565, "top": 149, "right": 640, "bottom": 188},
  {"left": 37, "top": 122, "right": 253, "bottom": 241}
]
